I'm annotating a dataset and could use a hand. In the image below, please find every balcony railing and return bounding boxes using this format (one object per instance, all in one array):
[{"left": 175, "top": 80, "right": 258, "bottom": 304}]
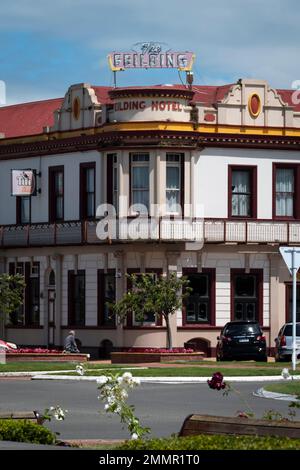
[{"left": 1, "top": 218, "right": 300, "bottom": 247}]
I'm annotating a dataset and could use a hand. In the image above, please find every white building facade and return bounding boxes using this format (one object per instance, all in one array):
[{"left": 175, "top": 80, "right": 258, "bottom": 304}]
[{"left": 0, "top": 79, "right": 299, "bottom": 357}]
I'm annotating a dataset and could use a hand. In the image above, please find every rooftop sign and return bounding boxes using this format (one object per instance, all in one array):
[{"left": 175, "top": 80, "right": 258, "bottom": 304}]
[{"left": 108, "top": 42, "right": 195, "bottom": 71}]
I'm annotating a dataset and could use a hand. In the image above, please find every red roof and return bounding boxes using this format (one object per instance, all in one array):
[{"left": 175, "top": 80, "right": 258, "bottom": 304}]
[
  {"left": 1, "top": 84, "right": 300, "bottom": 139},
  {"left": 0, "top": 98, "right": 63, "bottom": 139}
]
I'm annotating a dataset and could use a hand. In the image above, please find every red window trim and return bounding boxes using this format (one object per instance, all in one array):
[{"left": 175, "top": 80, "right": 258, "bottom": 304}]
[
  {"left": 49, "top": 165, "right": 64, "bottom": 223},
  {"left": 230, "top": 269, "right": 263, "bottom": 325},
  {"left": 80, "top": 162, "right": 96, "bottom": 220},
  {"left": 166, "top": 152, "right": 185, "bottom": 216},
  {"left": 8, "top": 261, "right": 40, "bottom": 327},
  {"left": 284, "top": 282, "right": 300, "bottom": 323},
  {"left": 16, "top": 195, "right": 31, "bottom": 225},
  {"left": 97, "top": 269, "right": 116, "bottom": 328},
  {"left": 182, "top": 268, "right": 216, "bottom": 327},
  {"left": 228, "top": 165, "right": 257, "bottom": 219},
  {"left": 67, "top": 269, "right": 85, "bottom": 327},
  {"left": 106, "top": 154, "right": 115, "bottom": 206},
  {"left": 272, "top": 163, "right": 300, "bottom": 220}
]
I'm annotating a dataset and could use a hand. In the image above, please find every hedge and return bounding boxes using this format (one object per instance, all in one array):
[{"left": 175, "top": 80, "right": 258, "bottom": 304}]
[
  {"left": 0, "top": 420, "right": 56, "bottom": 445},
  {"left": 117, "top": 434, "right": 300, "bottom": 450}
]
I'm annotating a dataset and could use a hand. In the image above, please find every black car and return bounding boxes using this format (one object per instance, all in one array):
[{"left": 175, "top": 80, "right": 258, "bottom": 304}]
[{"left": 216, "top": 321, "right": 267, "bottom": 361}]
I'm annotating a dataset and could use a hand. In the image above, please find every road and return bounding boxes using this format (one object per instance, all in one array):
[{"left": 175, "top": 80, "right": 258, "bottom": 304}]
[{"left": 0, "top": 379, "right": 299, "bottom": 440}]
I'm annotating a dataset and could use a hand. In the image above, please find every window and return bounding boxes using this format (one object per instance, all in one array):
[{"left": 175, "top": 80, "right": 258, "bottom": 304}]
[
  {"left": 229, "top": 166, "right": 257, "bottom": 218},
  {"left": 231, "top": 270, "right": 262, "bottom": 323},
  {"left": 106, "top": 154, "right": 118, "bottom": 211},
  {"left": 132, "top": 273, "right": 157, "bottom": 325},
  {"left": 275, "top": 168, "right": 294, "bottom": 217},
  {"left": 98, "top": 270, "right": 116, "bottom": 327},
  {"left": 68, "top": 270, "right": 85, "bottom": 326},
  {"left": 286, "top": 284, "right": 300, "bottom": 322},
  {"left": 166, "top": 153, "right": 182, "bottom": 213},
  {"left": 16, "top": 196, "right": 31, "bottom": 224},
  {"left": 8, "top": 262, "right": 40, "bottom": 326},
  {"left": 80, "top": 163, "right": 95, "bottom": 219},
  {"left": 130, "top": 153, "right": 149, "bottom": 212},
  {"left": 49, "top": 166, "right": 64, "bottom": 222},
  {"left": 113, "top": 155, "right": 118, "bottom": 213},
  {"left": 183, "top": 270, "right": 215, "bottom": 325}
]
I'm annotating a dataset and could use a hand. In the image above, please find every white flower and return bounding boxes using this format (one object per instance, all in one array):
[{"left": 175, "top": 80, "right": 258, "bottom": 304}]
[
  {"left": 281, "top": 368, "right": 290, "bottom": 380},
  {"left": 97, "top": 376, "right": 109, "bottom": 385},
  {"left": 104, "top": 404, "right": 110, "bottom": 411},
  {"left": 122, "top": 372, "right": 133, "bottom": 381},
  {"left": 121, "top": 389, "right": 128, "bottom": 399},
  {"left": 76, "top": 365, "right": 85, "bottom": 376},
  {"left": 131, "top": 433, "right": 138, "bottom": 440}
]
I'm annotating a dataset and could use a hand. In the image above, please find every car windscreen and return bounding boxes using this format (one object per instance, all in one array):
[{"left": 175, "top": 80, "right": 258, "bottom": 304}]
[
  {"left": 283, "top": 325, "right": 300, "bottom": 336},
  {"left": 224, "top": 324, "right": 261, "bottom": 336}
]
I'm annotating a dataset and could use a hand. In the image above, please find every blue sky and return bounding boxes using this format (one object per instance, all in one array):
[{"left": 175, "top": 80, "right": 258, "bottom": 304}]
[{"left": 0, "top": 0, "right": 300, "bottom": 104}]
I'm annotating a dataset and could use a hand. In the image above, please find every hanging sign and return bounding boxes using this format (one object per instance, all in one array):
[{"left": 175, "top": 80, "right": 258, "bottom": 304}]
[{"left": 11, "top": 170, "right": 36, "bottom": 196}]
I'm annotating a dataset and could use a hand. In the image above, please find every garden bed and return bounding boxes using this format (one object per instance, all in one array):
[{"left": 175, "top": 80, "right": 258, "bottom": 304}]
[
  {"left": 5, "top": 353, "right": 89, "bottom": 362},
  {"left": 111, "top": 352, "right": 204, "bottom": 364}
]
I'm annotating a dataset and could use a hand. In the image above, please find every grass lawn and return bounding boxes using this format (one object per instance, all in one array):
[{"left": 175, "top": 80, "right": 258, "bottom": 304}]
[
  {"left": 48, "top": 366, "right": 299, "bottom": 377},
  {"left": 1, "top": 360, "right": 299, "bottom": 376},
  {"left": 264, "top": 381, "right": 300, "bottom": 396},
  {"left": 0, "top": 362, "right": 136, "bottom": 373}
]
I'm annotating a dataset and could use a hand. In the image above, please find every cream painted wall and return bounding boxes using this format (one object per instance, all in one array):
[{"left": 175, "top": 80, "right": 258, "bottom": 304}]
[
  {"left": 0, "top": 150, "right": 102, "bottom": 225},
  {"left": 196, "top": 147, "right": 300, "bottom": 219}
]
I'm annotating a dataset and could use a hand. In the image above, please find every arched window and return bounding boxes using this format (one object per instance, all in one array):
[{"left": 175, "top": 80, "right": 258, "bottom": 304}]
[{"left": 49, "top": 270, "right": 55, "bottom": 286}]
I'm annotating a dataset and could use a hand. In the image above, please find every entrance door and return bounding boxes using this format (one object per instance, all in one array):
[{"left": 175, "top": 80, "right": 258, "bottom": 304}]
[
  {"left": 232, "top": 272, "right": 261, "bottom": 322},
  {"left": 48, "top": 289, "right": 55, "bottom": 346}
]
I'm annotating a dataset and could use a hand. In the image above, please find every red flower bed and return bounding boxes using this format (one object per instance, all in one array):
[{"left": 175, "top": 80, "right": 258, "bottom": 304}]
[
  {"left": 122, "top": 347, "right": 194, "bottom": 353},
  {"left": 9, "top": 348, "right": 62, "bottom": 354}
]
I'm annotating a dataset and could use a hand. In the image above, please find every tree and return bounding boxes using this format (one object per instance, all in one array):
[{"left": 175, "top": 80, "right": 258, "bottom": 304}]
[
  {"left": 0, "top": 274, "right": 25, "bottom": 319},
  {"left": 112, "top": 273, "right": 191, "bottom": 350}
]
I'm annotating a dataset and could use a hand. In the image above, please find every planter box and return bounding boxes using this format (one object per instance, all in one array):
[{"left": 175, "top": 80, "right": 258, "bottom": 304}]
[
  {"left": 111, "top": 352, "right": 204, "bottom": 364},
  {"left": 179, "top": 414, "right": 300, "bottom": 439},
  {"left": 5, "top": 353, "right": 89, "bottom": 362}
]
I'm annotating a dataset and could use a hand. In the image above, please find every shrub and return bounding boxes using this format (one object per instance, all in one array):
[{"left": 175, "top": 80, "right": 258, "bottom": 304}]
[
  {"left": 117, "top": 434, "right": 300, "bottom": 450},
  {"left": 0, "top": 420, "right": 56, "bottom": 445}
]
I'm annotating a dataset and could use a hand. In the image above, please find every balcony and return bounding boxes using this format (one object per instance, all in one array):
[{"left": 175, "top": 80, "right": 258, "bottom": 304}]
[{"left": 1, "top": 218, "right": 300, "bottom": 248}]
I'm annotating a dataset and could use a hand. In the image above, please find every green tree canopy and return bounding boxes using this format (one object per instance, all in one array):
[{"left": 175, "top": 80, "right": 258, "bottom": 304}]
[
  {"left": 112, "top": 273, "right": 191, "bottom": 349},
  {"left": 0, "top": 274, "right": 25, "bottom": 318}
]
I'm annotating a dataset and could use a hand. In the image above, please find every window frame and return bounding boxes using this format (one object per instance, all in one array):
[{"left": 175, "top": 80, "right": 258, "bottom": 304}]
[
  {"left": 228, "top": 165, "right": 257, "bottom": 219},
  {"left": 182, "top": 268, "right": 216, "bottom": 327},
  {"left": 16, "top": 195, "right": 31, "bottom": 225},
  {"left": 68, "top": 269, "right": 85, "bottom": 327},
  {"left": 80, "top": 162, "right": 96, "bottom": 220},
  {"left": 8, "top": 261, "right": 40, "bottom": 327},
  {"left": 230, "top": 269, "right": 263, "bottom": 325},
  {"left": 129, "top": 153, "right": 150, "bottom": 214},
  {"left": 273, "top": 163, "right": 300, "bottom": 220},
  {"left": 166, "top": 153, "right": 184, "bottom": 215},
  {"left": 97, "top": 269, "right": 116, "bottom": 328},
  {"left": 49, "top": 165, "right": 64, "bottom": 223}
]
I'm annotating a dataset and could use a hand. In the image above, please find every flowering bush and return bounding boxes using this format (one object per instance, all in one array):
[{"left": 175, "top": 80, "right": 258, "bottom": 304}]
[
  {"left": 36, "top": 405, "right": 68, "bottom": 424},
  {"left": 76, "top": 363, "right": 86, "bottom": 376},
  {"left": 97, "top": 372, "right": 150, "bottom": 440}
]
